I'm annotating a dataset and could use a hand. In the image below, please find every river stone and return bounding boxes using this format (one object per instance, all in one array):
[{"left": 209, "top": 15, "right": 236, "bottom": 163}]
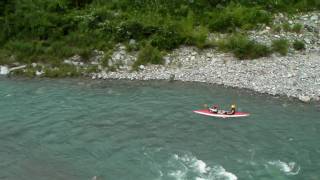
[
  {"left": 129, "top": 39, "right": 136, "bottom": 45},
  {"left": 298, "top": 95, "right": 311, "bottom": 102},
  {"left": 36, "top": 70, "right": 44, "bottom": 76},
  {"left": 114, "top": 53, "right": 121, "bottom": 60},
  {"left": 304, "top": 38, "right": 311, "bottom": 44},
  {"left": 0, "top": 66, "right": 9, "bottom": 75},
  {"left": 310, "top": 15, "right": 318, "bottom": 21},
  {"left": 139, "top": 65, "right": 145, "bottom": 70}
]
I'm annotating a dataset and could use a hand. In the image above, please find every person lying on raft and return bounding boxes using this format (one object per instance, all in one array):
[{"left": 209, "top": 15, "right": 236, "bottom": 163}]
[
  {"left": 209, "top": 105, "right": 219, "bottom": 113},
  {"left": 215, "top": 104, "right": 236, "bottom": 115}
]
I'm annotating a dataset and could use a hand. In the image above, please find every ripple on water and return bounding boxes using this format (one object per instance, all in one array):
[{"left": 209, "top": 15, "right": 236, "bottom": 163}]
[{"left": 267, "top": 160, "right": 300, "bottom": 176}]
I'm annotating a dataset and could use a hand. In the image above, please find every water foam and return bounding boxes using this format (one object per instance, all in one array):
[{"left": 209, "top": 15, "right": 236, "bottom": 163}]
[
  {"left": 169, "top": 153, "right": 237, "bottom": 180},
  {"left": 210, "top": 166, "right": 238, "bottom": 180},
  {"left": 268, "top": 160, "right": 300, "bottom": 175}
]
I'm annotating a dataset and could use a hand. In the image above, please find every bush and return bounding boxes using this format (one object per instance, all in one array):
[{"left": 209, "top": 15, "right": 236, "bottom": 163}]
[
  {"left": 272, "top": 25, "right": 282, "bottom": 33},
  {"left": 0, "top": 50, "right": 12, "bottom": 65},
  {"left": 114, "top": 21, "right": 145, "bottom": 41},
  {"left": 218, "top": 34, "right": 271, "bottom": 59},
  {"left": 293, "top": 40, "right": 305, "bottom": 50},
  {"left": 208, "top": 4, "right": 272, "bottom": 32},
  {"left": 100, "top": 50, "right": 112, "bottom": 67},
  {"left": 282, "top": 23, "right": 303, "bottom": 33},
  {"left": 292, "top": 23, "right": 303, "bottom": 33},
  {"left": 150, "top": 26, "right": 184, "bottom": 50},
  {"left": 272, "top": 39, "right": 289, "bottom": 56},
  {"left": 282, "top": 23, "right": 291, "bottom": 32},
  {"left": 132, "top": 44, "right": 163, "bottom": 70}
]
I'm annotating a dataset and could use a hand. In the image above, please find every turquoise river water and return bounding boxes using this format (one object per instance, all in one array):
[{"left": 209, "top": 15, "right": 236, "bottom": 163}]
[{"left": 0, "top": 78, "right": 319, "bottom": 180}]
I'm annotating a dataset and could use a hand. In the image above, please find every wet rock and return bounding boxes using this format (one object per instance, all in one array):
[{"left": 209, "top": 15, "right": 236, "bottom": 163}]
[
  {"left": 0, "top": 66, "right": 9, "bottom": 75},
  {"left": 31, "top": 63, "right": 37, "bottom": 68},
  {"left": 299, "top": 95, "right": 311, "bottom": 103},
  {"left": 139, "top": 65, "right": 145, "bottom": 70},
  {"left": 310, "top": 15, "right": 319, "bottom": 21},
  {"left": 129, "top": 39, "right": 136, "bottom": 45},
  {"left": 36, "top": 70, "right": 44, "bottom": 76},
  {"left": 304, "top": 38, "right": 311, "bottom": 44}
]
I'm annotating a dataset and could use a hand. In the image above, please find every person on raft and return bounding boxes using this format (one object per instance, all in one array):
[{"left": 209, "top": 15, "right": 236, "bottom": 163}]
[
  {"left": 225, "top": 104, "right": 236, "bottom": 115},
  {"left": 209, "top": 105, "right": 219, "bottom": 113}
]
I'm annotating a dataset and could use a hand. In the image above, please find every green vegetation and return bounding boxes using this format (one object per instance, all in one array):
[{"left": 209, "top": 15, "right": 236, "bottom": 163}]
[
  {"left": 292, "top": 23, "right": 304, "bottom": 33},
  {"left": 293, "top": 40, "right": 306, "bottom": 50},
  {"left": 208, "top": 4, "right": 271, "bottom": 32},
  {"left": 132, "top": 44, "right": 163, "bottom": 70},
  {"left": 218, "top": 34, "right": 271, "bottom": 59},
  {"left": 282, "top": 23, "right": 292, "bottom": 32},
  {"left": 0, "top": 0, "right": 319, "bottom": 76},
  {"left": 272, "top": 39, "right": 289, "bottom": 56},
  {"left": 282, "top": 23, "right": 304, "bottom": 33}
]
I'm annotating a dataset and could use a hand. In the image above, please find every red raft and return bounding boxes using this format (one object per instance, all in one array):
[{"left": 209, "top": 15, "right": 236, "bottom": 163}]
[{"left": 193, "top": 109, "right": 250, "bottom": 118}]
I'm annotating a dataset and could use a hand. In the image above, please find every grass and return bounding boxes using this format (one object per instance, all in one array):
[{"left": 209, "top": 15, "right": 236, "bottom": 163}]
[
  {"left": 292, "top": 23, "right": 304, "bottom": 33},
  {"left": 218, "top": 34, "right": 271, "bottom": 59},
  {"left": 272, "top": 39, "right": 289, "bottom": 56},
  {"left": 293, "top": 40, "right": 305, "bottom": 50},
  {"left": 132, "top": 44, "right": 163, "bottom": 70},
  {"left": 282, "top": 23, "right": 304, "bottom": 33},
  {"left": 208, "top": 4, "right": 272, "bottom": 32}
]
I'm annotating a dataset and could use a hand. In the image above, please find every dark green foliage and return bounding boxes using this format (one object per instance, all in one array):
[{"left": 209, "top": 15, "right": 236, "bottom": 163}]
[
  {"left": 85, "top": 65, "right": 99, "bottom": 73},
  {"left": 272, "top": 25, "right": 282, "bottom": 33},
  {"left": 150, "top": 26, "right": 184, "bottom": 50},
  {"left": 218, "top": 34, "right": 271, "bottom": 59},
  {"left": 0, "top": 0, "right": 319, "bottom": 68},
  {"left": 0, "top": 50, "right": 12, "bottom": 65},
  {"left": 208, "top": 4, "right": 272, "bottom": 32},
  {"left": 70, "top": 0, "right": 93, "bottom": 8},
  {"left": 115, "top": 21, "right": 145, "bottom": 41},
  {"left": 132, "top": 44, "right": 163, "bottom": 70},
  {"left": 272, "top": 39, "right": 289, "bottom": 56},
  {"left": 293, "top": 40, "right": 305, "bottom": 50}
]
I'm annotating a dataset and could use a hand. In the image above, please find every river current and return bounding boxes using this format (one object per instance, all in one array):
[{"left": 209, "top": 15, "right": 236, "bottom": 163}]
[{"left": 0, "top": 78, "right": 319, "bottom": 180}]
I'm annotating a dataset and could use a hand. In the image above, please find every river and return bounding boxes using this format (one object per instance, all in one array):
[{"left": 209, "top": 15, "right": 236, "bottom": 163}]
[{"left": 0, "top": 78, "right": 319, "bottom": 180}]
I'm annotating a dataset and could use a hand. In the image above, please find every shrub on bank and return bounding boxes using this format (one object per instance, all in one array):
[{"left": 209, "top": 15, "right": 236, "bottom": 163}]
[
  {"left": 177, "top": 11, "right": 209, "bottom": 49},
  {"left": 282, "top": 23, "right": 304, "bottom": 33},
  {"left": 44, "top": 64, "right": 80, "bottom": 77},
  {"left": 218, "top": 34, "right": 271, "bottom": 59},
  {"left": 132, "top": 44, "right": 163, "bottom": 70},
  {"left": 150, "top": 26, "right": 184, "bottom": 50},
  {"left": 208, "top": 4, "right": 272, "bottom": 32},
  {"left": 0, "top": 50, "right": 12, "bottom": 65},
  {"left": 293, "top": 40, "right": 305, "bottom": 50},
  {"left": 272, "top": 39, "right": 289, "bottom": 56},
  {"left": 292, "top": 23, "right": 303, "bottom": 33}
]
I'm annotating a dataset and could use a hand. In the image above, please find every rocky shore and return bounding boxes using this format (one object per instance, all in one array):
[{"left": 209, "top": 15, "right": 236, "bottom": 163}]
[
  {"left": 92, "top": 46, "right": 320, "bottom": 102},
  {"left": 92, "top": 12, "right": 320, "bottom": 102},
  {"left": 1, "top": 12, "right": 320, "bottom": 102}
]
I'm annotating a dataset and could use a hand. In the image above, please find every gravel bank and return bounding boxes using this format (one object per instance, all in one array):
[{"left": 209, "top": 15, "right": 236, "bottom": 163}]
[
  {"left": 92, "top": 46, "right": 320, "bottom": 102},
  {"left": 91, "top": 12, "right": 320, "bottom": 102}
]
